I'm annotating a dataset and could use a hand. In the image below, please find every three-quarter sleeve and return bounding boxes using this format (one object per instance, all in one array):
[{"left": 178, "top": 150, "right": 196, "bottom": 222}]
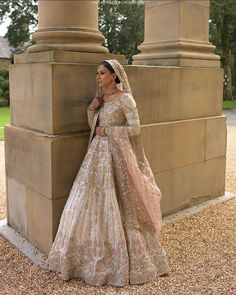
[{"left": 87, "top": 107, "right": 96, "bottom": 129}]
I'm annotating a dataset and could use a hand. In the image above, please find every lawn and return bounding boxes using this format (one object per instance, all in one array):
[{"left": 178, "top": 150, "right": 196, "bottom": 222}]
[
  {"left": 0, "top": 107, "right": 10, "bottom": 141},
  {"left": 223, "top": 99, "right": 236, "bottom": 109}
]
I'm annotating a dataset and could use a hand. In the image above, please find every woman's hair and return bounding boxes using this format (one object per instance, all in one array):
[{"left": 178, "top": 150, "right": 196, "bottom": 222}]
[{"left": 98, "top": 61, "right": 121, "bottom": 84}]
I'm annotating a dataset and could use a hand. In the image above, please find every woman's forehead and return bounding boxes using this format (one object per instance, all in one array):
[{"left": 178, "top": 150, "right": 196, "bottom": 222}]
[{"left": 97, "top": 64, "right": 108, "bottom": 71}]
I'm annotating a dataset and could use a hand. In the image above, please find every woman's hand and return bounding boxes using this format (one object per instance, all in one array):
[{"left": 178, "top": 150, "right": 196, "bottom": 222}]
[
  {"left": 96, "top": 127, "right": 106, "bottom": 137},
  {"left": 88, "top": 96, "right": 103, "bottom": 111}
]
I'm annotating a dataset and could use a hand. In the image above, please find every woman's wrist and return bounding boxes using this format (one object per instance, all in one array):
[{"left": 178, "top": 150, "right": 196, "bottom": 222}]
[{"left": 88, "top": 106, "right": 95, "bottom": 111}]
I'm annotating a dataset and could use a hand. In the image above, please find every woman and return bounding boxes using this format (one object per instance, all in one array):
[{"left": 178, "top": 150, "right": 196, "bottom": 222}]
[{"left": 46, "top": 59, "right": 170, "bottom": 287}]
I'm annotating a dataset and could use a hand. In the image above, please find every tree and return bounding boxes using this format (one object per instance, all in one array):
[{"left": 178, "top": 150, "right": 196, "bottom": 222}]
[
  {"left": 0, "top": 69, "right": 10, "bottom": 106},
  {"left": 210, "top": 0, "right": 236, "bottom": 100},
  {"left": 0, "top": 0, "right": 38, "bottom": 52},
  {"left": 99, "top": 0, "right": 144, "bottom": 64}
]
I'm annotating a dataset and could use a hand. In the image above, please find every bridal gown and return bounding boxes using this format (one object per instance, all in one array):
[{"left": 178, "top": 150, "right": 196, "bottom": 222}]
[{"left": 46, "top": 92, "right": 171, "bottom": 286}]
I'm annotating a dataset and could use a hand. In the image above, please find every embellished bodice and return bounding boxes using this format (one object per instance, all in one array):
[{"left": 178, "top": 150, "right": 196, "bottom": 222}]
[
  {"left": 87, "top": 93, "right": 141, "bottom": 139},
  {"left": 98, "top": 96, "right": 127, "bottom": 127}
]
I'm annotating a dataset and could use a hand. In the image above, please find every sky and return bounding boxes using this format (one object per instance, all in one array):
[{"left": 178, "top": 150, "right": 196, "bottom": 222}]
[{"left": 0, "top": 18, "right": 10, "bottom": 37}]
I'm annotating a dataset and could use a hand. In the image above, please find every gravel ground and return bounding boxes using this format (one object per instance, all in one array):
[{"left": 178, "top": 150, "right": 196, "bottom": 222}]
[{"left": 0, "top": 126, "right": 235, "bottom": 295}]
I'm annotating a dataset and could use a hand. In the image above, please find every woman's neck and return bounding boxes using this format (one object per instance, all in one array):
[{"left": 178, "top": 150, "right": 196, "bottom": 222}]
[{"left": 103, "top": 84, "right": 117, "bottom": 96}]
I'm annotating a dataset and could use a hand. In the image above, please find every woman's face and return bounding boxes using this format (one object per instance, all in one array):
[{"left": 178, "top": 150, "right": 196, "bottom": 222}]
[{"left": 96, "top": 64, "right": 116, "bottom": 88}]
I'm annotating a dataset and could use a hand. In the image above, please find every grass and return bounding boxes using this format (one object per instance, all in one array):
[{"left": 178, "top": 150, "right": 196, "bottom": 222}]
[
  {"left": 0, "top": 107, "right": 10, "bottom": 141},
  {"left": 223, "top": 99, "right": 236, "bottom": 109}
]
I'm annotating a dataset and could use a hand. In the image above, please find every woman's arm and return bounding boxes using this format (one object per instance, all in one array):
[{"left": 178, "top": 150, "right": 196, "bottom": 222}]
[
  {"left": 87, "top": 107, "right": 96, "bottom": 129},
  {"left": 87, "top": 96, "right": 103, "bottom": 129}
]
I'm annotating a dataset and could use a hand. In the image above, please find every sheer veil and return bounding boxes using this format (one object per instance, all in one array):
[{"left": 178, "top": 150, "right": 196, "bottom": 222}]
[{"left": 89, "top": 59, "right": 163, "bottom": 239}]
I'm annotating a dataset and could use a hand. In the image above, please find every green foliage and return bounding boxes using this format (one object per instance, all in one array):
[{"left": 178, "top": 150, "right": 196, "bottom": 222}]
[
  {"left": 0, "top": 68, "right": 9, "bottom": 80},
  {"left": 210, "top": 0, "right": 236, "bottom": 60},
  {"left": 210, "top": 0, "right": 236, "bottom": 99},
  {"left": 0, "top": 0, "right": 38, "bottom": 51},
  {"left": 99, "top": 0, "right": 144, "bottom": 64},
  {"left": 0, "top": 107, "right": 10, "bottom": 140},
  {"left": 1, "top": 79, "right": 9, "bottom": 93},
  {"left": 0, "top": 69, "right": 10, "bottom": 106}
]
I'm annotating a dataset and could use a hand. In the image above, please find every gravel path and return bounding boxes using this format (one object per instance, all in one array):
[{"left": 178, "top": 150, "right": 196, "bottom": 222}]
[{"left": 0, "top": 126, "right": 235, "bottom": 295}]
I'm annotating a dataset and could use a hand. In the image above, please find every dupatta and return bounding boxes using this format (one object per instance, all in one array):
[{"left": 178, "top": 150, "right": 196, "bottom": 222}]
[{"left": 87, "top": 60, "right": 163, "bottom": 239}]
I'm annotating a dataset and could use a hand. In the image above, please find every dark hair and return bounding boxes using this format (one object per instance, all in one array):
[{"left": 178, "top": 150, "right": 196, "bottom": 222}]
[{"left": 98, "top": 61, "right": 121, "bottom": 84}]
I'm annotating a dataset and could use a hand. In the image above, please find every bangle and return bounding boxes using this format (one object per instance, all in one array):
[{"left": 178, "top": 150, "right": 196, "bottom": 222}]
[
  {"left": 88, "top": 106, "right": 94, "bottom": 111},
  {"left": 103, "top": 128, "right": 107, "bottom": 136}
]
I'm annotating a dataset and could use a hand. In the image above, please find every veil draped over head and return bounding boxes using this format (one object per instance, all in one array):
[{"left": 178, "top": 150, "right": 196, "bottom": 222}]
[
  {"left": 95, "top": 59, "right": 135, "bottom": 104},
  {"left": 88, "top": 59, "right": 163, "bottom": 239}
]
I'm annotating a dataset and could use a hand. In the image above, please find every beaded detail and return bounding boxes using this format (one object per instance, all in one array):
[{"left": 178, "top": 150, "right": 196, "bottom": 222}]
[{"left": 46, "top": 92, "right": 170, "bottom": 286}]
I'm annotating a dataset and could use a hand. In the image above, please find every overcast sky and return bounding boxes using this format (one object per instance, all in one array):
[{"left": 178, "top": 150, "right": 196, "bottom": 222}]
[{"left": 0, "top": 18, "right": 10, "bottom": 37}]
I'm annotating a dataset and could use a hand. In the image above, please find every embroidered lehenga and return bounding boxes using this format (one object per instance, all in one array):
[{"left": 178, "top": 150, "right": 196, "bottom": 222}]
[{"left": 46, "top": 60, "right": 170, "bottom": 287}]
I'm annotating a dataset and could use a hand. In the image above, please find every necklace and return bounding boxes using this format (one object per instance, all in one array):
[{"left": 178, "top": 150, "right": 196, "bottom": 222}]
[
  {"left": 104, "top": 88, "right": 117, "bottom": 97},
  {"left": 103, "top": 88, "right": 118, "bottom": 102}
]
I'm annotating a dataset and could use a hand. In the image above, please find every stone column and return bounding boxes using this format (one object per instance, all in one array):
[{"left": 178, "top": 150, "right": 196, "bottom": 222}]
[
  {"left": 132, "top": 0, "right": 220, "bottom": 67},
  {"left": 28, "top": 0, "right": 108, "bottom": 53},
  {"left": 4, "top": 0, "right": 125, "bottom": 254},
  {"left": 130, "top": 0, "right": 226, "bottom": 215}
]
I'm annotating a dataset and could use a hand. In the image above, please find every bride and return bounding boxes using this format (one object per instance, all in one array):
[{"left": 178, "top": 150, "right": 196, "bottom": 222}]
[{"left": 46, "top": 59, "right": 171, "bottom": 287}]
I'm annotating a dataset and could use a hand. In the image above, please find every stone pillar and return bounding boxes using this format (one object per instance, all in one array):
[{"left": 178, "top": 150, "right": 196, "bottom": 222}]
[
  {"left": 132, "top": 0, "right": 220, "bottom": 67},
  {"left": 130, "top": 0, "right": 226, "bottom": 214},
  {"left": 4, "top": 0, "right": 125, "bottom": 254},
  {"left": 28, "top": 0, "right": 108, "bottom": 53}
]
